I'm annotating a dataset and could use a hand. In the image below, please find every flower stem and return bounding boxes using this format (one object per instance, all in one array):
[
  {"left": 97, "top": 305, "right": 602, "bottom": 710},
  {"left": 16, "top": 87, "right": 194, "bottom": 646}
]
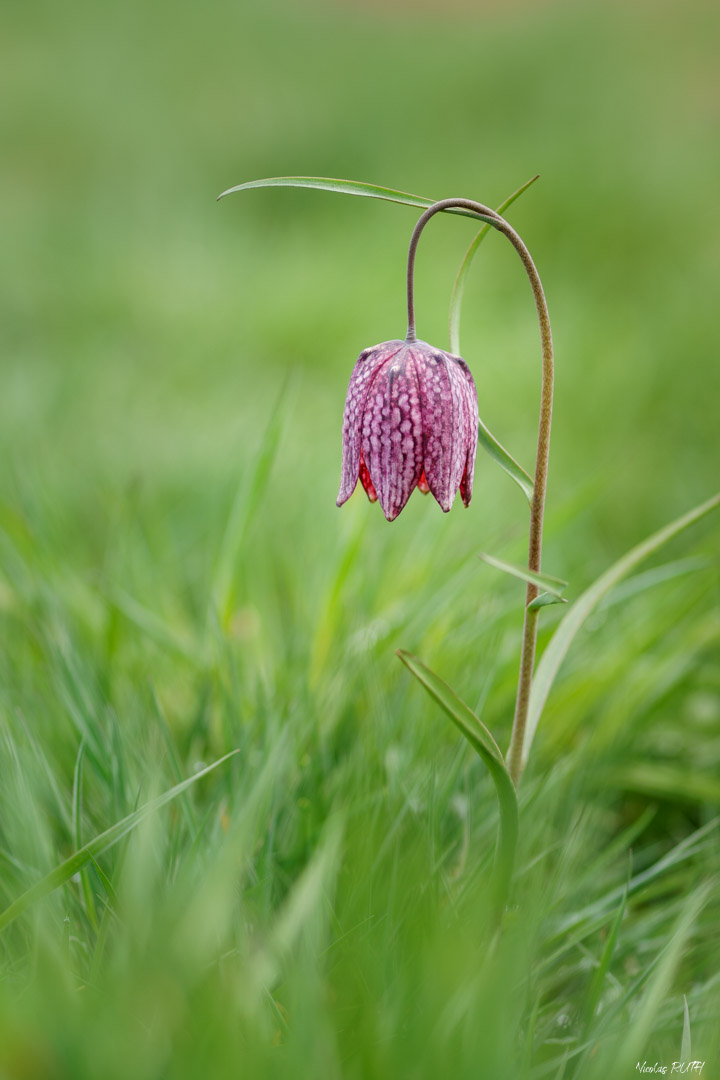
[
  {"left": 406, "top": 198, "right": 554, "bottom": 785},
  {"left": 406, "top": 201, "right": 497, "bottom": 344}
]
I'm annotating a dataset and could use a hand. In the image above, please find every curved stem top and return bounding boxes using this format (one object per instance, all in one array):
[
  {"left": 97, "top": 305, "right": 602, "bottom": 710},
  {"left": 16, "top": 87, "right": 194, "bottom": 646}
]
[
  {"left": 406, "top": 200, "right": 498, "bottom": 343},
  {"left": 405, "top": 197, "right": 554, "bottom": 784}
]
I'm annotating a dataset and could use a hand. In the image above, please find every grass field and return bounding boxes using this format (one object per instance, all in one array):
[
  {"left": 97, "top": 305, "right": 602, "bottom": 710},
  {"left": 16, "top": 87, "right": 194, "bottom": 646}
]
[{"left": 2, "top": 0, "right": 720, "bottom": 1076}]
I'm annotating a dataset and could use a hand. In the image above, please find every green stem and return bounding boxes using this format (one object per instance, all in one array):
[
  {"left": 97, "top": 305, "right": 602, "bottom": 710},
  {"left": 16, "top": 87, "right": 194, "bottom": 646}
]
[
  {"left": 406, "top": 199, "right": 554, "bottom": 786},
  {"left": 406, "top": 201, "right": 496, "bottom": 343}
]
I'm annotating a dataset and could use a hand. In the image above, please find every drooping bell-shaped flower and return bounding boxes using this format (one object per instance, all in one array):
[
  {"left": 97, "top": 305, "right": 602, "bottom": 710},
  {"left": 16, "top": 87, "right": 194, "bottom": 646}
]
[{"left": 337, "top": 338, "right": 479, "bottom": 522}]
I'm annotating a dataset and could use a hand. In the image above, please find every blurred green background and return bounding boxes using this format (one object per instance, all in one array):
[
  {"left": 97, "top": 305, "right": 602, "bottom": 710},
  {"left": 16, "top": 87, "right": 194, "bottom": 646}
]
[{"left": 1, "top": 0, "right": 719, "bottom": 1076}]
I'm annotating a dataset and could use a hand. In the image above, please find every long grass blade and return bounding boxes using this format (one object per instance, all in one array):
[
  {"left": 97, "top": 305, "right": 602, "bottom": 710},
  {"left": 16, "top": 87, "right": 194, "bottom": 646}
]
[
  {"left": 547, "top": 817, "right": 719, "bottom": 945},
  {"left": 522, "top": 492, "right": 720, "bottom": 768},
  {"left": 72, "top": 739, "right": 98, "bottom": 932},
  {"left": 681, "top": 994, "right": 692, "bottom": 1061},
  {"left": 614, "top": 883, "right": 710, "bottom": 1069},
  {"left": 110, "top": 589, "right": 199, "bottom": 663},
  {"left": 581, "top": 880, "right": 627, "bottom": 1032},
  {"left": 89, "top": 855, "right": 118, "bottom": 909},
  {"left": 213, "top": 381, "right": 288, "bottom": 629},
  {"left": 250, "top": 818, "right": 344, "bottom": 991},
  {"left": 310, "top": 514, "right": 367, "bottom": 684},
  {"left": 150, "top": 686, "right": 199, "bottom": 838},
  {"left": 0, "top": 751, "right": 239, "bottom": 932}
]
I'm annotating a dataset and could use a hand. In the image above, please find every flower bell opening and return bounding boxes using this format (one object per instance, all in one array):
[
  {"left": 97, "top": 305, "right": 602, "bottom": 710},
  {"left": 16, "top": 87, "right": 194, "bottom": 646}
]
[{"left": 337, "top": 338, "right": 479, "bottom": 522}]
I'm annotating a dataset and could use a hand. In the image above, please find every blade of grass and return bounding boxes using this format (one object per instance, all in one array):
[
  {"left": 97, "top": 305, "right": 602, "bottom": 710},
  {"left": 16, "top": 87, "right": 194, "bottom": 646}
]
[
  {"left": 608, "top": 761, "right": 720, "bottom": 805},
  {"left": 89, "top": 855, "right": 118, "bottom": 909},
  {"left": 581, "top": 879, "right": 628, "bottom": 1033},
  {"left": 396, "top": 650, "right": 518, "bottom": 914},
  {"left": 614, "top": 883, "right": 710, "bottom": 1069},
  {"left": 522, "top": 492, "right": 720, "bottom": 769},
  {"left": 522, "top": 993, "right": 542, "bottom": 1072},
  {"left": 478, "top": 552, "right": 567, "bottom": 598},
  {"left": 448, "top": 174, "right": 539, "bottom": 355},
  {"left": 552, "top": 1051, "right": 570, "bottom": 1080},
  {"left": 681, "top": 994, "right": 692, "bottom": 1061},
  {"left": 72, "top": 739, "right": 98, "bottom": 932},
  {"left": 538, "top": 949, "right": 668, "bottom": 1080},
  {"left": 213, "top": 380, "right": 288, "bottom": 629},
  {"left": 599, "top": 556, "right": 711, "bottom": 610},
  {"left": 576, "top": 805, "right": 656, "bottom": 890},
  {"left": 548, "top": 887, "right": 709, "bottom": 1080},
  {"left": 310, "top": 513, "right": 367, "bottom": 685},
  {"left": 546, "top": 817, "right": 719, "bottom": 946},
  {"left": 251, "top": 817, "right": 344, "bottom": 991},
  {"left": 150, "top": 685, "right": 199, "bottom": 838},
  {"left": 89, "top": 835, "right": 133, "bottom": 984},
  {"left": 17, "top": 710, "right": 73, "bottom": 834},
  {"left": 0, "top": 751, "right": 239, "bottom": 932},
  {"left": 110, "top": 589, "right": 199, "bottom": 663}
]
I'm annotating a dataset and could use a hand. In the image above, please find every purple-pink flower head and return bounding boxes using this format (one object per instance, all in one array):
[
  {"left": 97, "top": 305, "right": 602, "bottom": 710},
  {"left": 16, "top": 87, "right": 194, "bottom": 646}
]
[{"left": 337, "top": 339, "right": 479, "bottom": 522}]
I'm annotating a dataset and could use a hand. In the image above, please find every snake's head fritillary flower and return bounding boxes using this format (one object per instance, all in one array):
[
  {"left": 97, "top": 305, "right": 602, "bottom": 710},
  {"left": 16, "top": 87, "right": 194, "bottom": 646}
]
[{"left": 337, "top": 338, "right": 479, "bottom": 522}]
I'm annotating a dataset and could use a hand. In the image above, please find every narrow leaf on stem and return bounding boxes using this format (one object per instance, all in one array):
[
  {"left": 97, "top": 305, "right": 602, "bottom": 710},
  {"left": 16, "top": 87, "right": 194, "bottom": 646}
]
[
  {"left": 217, "top": 176, "right": 497, "bottom": 225},
  {"left": 477, "top": 419, "right": 534, "bottom": 505},
  {"left": 396, "top": 650, "right": 518, "bottom": 916},
  {"left": 527, "top": 591, "right": 568, "bottom": 611},
  {"left": 478, "top": 552, "right": 567, "bottom": 598}
]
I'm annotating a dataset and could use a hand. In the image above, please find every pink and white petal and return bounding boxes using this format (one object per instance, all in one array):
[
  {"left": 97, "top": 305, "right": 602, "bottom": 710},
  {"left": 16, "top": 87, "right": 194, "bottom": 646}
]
[
  {"left": 362, "top": 346, "right": 424, "bottom": 521},
  {"left": 337, "top": 349, "right": 372, "bottom": 506},
  {"left": 449, "top": 355, "right": 479, "bottom": 506},
  {"left": 337, "top": 341, "right": 402, "bottom": 507},
  {"left": 444, "top": 355, "right": 472, "bottom": 497},
  {"left": 413, "top": 345, "right": 463, "bottom": 512}
]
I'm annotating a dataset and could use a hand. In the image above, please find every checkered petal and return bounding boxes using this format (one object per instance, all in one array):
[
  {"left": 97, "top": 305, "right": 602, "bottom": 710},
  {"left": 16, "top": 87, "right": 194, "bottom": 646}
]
[
  {"left": 337, "top": 337, "right": 479, "bottom": 521},
  {"left": 360, "top": 344, "right": 425, "bottom": 521},
  {"left": 447, "top": 353, "right": 479, "bottom": 507},
  {"left": 337, "top": 341, "right": 403, "bottom": 507},
  {"left": 414, "top": 344, "right": 467, "bottom": 512}
]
